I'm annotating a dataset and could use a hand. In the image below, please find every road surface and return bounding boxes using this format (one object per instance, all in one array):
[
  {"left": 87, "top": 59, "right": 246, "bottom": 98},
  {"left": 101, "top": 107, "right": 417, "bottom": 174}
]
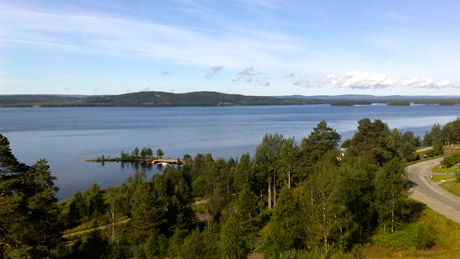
[{"left": 408, "top": 158, "right": 460, "bottom": 223}]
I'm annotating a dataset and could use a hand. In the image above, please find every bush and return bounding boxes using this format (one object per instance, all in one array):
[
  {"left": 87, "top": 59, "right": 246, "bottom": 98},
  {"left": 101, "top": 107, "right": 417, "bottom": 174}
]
[
  {"left": 373, "top": 223, "right": 436, "bottom": 250},
  {"left": 456, "top": 172, "right": 460, "bottom": 183},
  {"left": 441, "top": 156, "right": 455, "bottom": 168},
  {"left": 414, "top": 224, "right": 436, "bottom": 249}
]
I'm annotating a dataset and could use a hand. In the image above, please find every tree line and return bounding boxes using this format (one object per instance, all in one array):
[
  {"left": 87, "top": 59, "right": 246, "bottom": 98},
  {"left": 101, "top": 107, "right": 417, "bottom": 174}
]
[
  {"left": 86, "top": 147, "right": 165, "bottom": 163},
  {"left": 2, "top": 117, "right": 457, "bottom": 258}
]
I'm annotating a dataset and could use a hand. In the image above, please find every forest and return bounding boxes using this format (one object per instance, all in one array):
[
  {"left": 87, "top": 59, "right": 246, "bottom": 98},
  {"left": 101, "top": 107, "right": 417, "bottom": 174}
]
[
  {"left": 1, "top": 117, "right": 460, "bottom": 258},
  {"left": 3, "top": 91, "right": 460, "bottom": 107}
]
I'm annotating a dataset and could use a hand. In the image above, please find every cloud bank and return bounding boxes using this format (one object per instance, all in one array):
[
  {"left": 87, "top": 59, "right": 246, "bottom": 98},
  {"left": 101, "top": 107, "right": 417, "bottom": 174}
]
[{"left": 291, "top": 70, "right": 457, "bottom": 89}]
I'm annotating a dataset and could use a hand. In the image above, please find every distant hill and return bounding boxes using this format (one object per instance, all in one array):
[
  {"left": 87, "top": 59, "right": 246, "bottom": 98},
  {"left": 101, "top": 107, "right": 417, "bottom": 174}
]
[
  {"left": 0, "top": 91, "right": 317, "bottom": 107},
  {"left": 281, "top": 94, "right": 460, "bottom": 100},
  {"left": 0, "top": 95, "right": 81, "bottom": 106},
  {"left": 1, "top": 91, "right": 460, "bottom": 107}
]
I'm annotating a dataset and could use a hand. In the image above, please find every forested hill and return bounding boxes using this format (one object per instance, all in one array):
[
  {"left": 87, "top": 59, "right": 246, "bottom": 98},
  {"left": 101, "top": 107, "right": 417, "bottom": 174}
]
[
  {"left": 71, "top": 91, "right": 316, "bottom": 106},
  {"left": 0, "top": 91, "right": 317, "bottom": 107},
  {"left": 2, "top": 91, "right": 460, "bottom": 107}
]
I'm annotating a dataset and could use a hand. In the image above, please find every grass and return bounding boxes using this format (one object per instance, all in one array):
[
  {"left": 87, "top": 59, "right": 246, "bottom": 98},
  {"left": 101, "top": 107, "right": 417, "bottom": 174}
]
[
  {"left": 440, "top": 180, "right": 460, "bottom": 197},
  {"left": 361, "top": 207, "right": 460, "bottom": 258},
  {"left": 432, "top": 164, "right": 460, "bottom": 173},
  {"left": 431, "top": 174, "right": 456, "bottom": 182}
]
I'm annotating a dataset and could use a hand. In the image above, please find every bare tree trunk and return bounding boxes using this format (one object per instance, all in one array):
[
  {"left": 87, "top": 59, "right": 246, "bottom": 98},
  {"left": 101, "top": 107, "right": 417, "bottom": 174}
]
[
  {"left": 273, "top": 171, "right": 277, "bottom": 206},
  {"left": 111, "top": 208, "right": 115, "bottom": 241},
  {"left": 391, "top": 208, "right": 394, "bottom": 233},
  {"left": 268, "top": 178, "right": 272, "bottom": 209},
  {"left": 288, "top": 167, "right": 291, "bottom": 190}
]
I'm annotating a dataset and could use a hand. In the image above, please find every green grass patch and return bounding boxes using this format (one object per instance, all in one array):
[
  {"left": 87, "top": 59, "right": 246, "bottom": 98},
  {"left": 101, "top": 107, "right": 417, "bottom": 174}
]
[
  {"left": 432, "top": 164, "right": 460, "bottom": 173},
  {"left": 431, "top": 174, "right": 456, "bottom": 182},
  {"left": 362, "top": 206, "right": 460, "bottom": 258},
  {"left": 371, "top": 222, "right": 436, "bottom": 250},
  {"left": 440, "top": 180, "right": 460, "bottom": 197}
]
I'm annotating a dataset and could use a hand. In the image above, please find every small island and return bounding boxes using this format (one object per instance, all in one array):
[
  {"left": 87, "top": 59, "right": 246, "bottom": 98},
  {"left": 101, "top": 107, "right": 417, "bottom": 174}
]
[{"left": 84, "top": 147, "right": 183, "bottom": 165}]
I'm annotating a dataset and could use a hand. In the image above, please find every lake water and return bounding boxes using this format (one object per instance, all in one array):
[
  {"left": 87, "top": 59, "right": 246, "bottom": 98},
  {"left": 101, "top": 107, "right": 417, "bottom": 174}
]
[{"left": 1, "top": 105, "right": 459, "bottom": 200}]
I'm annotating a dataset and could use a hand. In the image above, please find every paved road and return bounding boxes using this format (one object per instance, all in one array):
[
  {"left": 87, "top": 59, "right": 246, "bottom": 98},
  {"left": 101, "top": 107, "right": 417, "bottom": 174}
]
[{"left": 408, "top": 158, "right": 460, "bottom": 223}]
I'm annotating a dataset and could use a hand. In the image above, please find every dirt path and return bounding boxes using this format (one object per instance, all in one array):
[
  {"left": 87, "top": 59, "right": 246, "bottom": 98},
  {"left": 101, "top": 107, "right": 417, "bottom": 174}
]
[
  {"left": 416, "top": 147, "right": 433, "bottom": 152},
  {"left": 63, "top": 219, "right": 130, "bottom": 238},
  {"left": 63, "top": 199, "right": 209, "bottom": 238},
  {"left": 408, "top": 158, "right": 460, "bottom": 223}
]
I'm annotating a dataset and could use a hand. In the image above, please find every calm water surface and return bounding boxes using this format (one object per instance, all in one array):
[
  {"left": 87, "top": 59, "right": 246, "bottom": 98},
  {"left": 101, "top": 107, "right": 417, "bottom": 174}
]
[{"left": 1, "top": 105, "right": 459, "bottom": 199}]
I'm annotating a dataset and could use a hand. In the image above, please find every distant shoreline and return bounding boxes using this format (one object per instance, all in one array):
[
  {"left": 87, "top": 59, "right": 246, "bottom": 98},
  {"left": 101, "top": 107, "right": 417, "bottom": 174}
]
[{"left": 2, "top": 91, "right": 460, "bottom": 107}]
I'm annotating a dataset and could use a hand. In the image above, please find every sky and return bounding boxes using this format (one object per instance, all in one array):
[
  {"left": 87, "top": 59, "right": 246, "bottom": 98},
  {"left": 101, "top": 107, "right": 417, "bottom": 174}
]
[{"left": 1, "top": 0, "right": 460, "bottom": 96}]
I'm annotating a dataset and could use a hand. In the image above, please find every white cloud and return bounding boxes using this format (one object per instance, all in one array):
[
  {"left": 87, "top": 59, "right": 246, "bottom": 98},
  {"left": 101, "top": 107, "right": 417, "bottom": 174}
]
[
  {"left": 400, "top": 78, "right": 454, "bottom": 88},
  {"left": 292, "top": 70, "right": 398, "bottom": 89},
  {"left": 141, "top": 86, "right": 151, "bottom": 91},
  {"left": 437, "top": 80, "right": 453, "bottom": 88},
  {"left": 233, "top": 67, "right": 258, "bottom": 82},
  {"left": 259, "top": 78, "right": 270, "bottom": 86},
  {"left": 205, "top": 66, "right": 223, "bottom": 78},
  {"left": 335, "top": 70, "right": 398, "bottom": 89},
  {"left": 284, "top": 72, "right": 295, "bottom": 78},
  {"left": 292, "top": 70, "right": 458, "bottom": 90}
]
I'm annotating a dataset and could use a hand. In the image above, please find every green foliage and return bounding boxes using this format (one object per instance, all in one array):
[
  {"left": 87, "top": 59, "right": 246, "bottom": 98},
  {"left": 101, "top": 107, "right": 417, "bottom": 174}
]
[
  {"left": 303, "top": 153, "right": 344, "bottom": 248},
  {"left": 301, "top": 121, "right": 341, "bottom": 172},
  {"left": 441, "top": 152, "right": 460, "bottom": 168},
  {"left": 6, "top": 93, "right": 460, "bottom": 107},
  {"left": 372, "top": 222, "right": 436, "bottom": 250},
  {"left": 347, "top": 119, "right": 395, "bottom": 165},
  {"left": 173, "top": 227, "right": 219, "bottom": 258},
  {"left": 374, "top": 157, "right": 409, "bottom": 233},
  {"left": 340, "top": 139, "right": 352, "bottom": 148},
  {"left": 5, "top": 115, "right": 447, "bottom": 258},
  {"left": 156, "top": 148, "right": 164, "bottom": 158},
  {"left": 265, "top": 188, "right": 308, "bottom": 254},
  {"left": 255, "top": 133, "right": 285, "bottom": 209},
  {"left": 140, "top": 147, "right": 153, "bottom": 158},
  {"left": 218, "top": 214, "right": 251, "bottom": 259},
  {"left": 0, "top": 134, "right": 61, "bottom": 258},
  {"left": 337, "top": 157, "right": 377, "bottom": 243},
  {"left": 66, "top": 230, "right": 111, "bottom": 259}
]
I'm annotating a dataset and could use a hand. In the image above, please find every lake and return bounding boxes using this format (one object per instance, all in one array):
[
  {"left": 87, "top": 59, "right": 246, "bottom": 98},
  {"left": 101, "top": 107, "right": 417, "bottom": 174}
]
[{"left": 1, "top": 104, "right": 459, "bottom": 200}]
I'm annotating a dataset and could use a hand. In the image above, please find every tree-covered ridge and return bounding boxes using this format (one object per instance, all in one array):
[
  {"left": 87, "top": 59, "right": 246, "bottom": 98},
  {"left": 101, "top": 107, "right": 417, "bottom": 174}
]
[
  {"left": 0, "top": 91, "right": 317, "bottom": 107},
  {"left": 3, "top": 91, "right": 460, "bottom": 107}
]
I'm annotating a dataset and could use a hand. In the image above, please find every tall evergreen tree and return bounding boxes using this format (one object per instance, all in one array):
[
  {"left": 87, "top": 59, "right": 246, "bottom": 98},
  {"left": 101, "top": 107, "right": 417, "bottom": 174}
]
[
  {"left": 347, "top": 118, "right": 394, "bottom": 166},
  {"left": 374, "top": 157, "right": 409, "bottom": 233},
  {"left": 218, "top": 214, "right": 250, "bottom": 259},
  {"left": 279, "top": 138, "right": 300, "bottom": 189},
  {"left": 0, "top": 134, "right": 61, "bottom": 258},
  {"left": 304, "top": 152, "right": 344, "bottom": 248},
  {"left": 301, "top": 121, "right": 341, "bottom": 171},
  {"left": 265, "top": 187, "right": 308, "bottom": 253},
  {"left": 255, "top": 133, "right": 284, "bottom": 209}
]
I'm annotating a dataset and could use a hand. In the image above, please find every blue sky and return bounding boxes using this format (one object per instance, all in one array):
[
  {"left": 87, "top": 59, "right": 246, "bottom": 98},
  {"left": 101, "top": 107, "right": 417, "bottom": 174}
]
[{"left": 1, "top": 0, "right": 460, "bottom": 96}]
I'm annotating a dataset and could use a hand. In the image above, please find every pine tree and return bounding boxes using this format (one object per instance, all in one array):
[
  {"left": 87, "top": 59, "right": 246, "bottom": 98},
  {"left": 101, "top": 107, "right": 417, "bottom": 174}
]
[{"left": 374, "top": 157, "right": 409, "bottom": 233}]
